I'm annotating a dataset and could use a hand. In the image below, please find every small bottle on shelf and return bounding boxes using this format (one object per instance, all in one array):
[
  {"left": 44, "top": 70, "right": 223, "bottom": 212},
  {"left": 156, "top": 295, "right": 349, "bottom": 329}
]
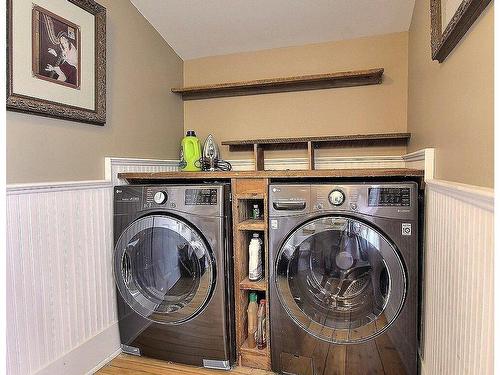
[
  {"left": 248, "top": 233, "right": 263, "bottom": 281},
  {"left": 251, "top": 204, "right": 260, "bottom": 219},
  {"left": 256, "top": 299, "right": 267, "bottom": 350},
  {"left": 247, "top": 293, "right": 258, "bottom": 348}
]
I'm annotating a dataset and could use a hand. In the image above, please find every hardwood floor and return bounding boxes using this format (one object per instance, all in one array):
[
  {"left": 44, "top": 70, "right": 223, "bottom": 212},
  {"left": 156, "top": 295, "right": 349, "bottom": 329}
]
[{"left": 96, "top": 354, "right": 276, "bottom": 375}]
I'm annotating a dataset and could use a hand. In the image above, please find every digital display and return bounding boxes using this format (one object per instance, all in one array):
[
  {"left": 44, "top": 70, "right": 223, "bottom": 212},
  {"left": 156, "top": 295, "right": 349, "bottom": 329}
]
[
  {"left": 185, "top": 189, "right": 218, "bottom": 205},
  {"left": 368, "top": 188, "right": 410, "bottom": 207}
]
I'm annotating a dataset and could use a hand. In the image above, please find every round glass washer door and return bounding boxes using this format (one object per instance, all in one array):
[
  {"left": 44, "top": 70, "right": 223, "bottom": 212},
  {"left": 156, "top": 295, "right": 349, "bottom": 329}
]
[
  {"left": 275, "top": 216, "right": 406, "bottom": 344},
  {"left": 114, "top": 215, "right": 215, "bottom": 325}
]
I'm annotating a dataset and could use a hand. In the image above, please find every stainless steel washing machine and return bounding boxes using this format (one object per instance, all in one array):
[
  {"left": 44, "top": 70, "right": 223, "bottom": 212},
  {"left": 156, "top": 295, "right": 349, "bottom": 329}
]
[
  {"left": 113, "top": 184, "right": 235, "bottom": 369},
  {"left": 269, "top": 182, "right": 419, "bottom": 375}
]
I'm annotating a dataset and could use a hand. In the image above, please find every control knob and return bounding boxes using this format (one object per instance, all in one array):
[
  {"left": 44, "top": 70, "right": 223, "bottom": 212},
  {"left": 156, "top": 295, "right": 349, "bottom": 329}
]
[
  {"left": 153, "top": 191, "right": 168, "bottom": 204},
  {"left": 328, "top": 189, "right": 345, "bottom": 206}
]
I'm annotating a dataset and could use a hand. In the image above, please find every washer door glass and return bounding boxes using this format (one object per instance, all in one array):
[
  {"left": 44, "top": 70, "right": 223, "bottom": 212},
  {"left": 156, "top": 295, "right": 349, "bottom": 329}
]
[
  {"left": 275, "top": 216, "right": 406, "bottom": 344},
  {"left": 114, "top": 215, "right": 215, "bottom": 324}
]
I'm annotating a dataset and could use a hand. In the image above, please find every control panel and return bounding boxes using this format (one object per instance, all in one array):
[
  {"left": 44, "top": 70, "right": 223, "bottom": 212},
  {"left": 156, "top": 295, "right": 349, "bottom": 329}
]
[
  {"left": 368, "top": 187, "right": 410, "bottom": 207},
  {"left": 185, "top": 188, "right": 218, "bottom": 205}
]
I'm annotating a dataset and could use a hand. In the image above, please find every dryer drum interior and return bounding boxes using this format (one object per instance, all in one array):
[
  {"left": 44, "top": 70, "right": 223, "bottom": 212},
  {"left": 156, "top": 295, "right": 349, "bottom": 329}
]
[
  {"left": 275, "top": 216, "right": 406, "bottom": 344},
  {"left": 114, "top": 214, "right": 216, "bottom": 325}
]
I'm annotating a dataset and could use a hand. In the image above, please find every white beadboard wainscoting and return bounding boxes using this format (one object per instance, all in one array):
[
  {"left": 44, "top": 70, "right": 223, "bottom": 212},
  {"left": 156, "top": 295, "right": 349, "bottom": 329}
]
[
  {"left": 15, "top": 149, "right": 497, "bottom": 375},
  {"left": 6, "top": 181, "right": 119, "bottom": 375},
  {"left": 105, "top": 157, "right": 179, "bottom": 186},
  {"left": 420, "top": 180, "right": 493, "bottom": 375},
  {"left": 105, "top": 148, "right": 435, "bottom": 180}
]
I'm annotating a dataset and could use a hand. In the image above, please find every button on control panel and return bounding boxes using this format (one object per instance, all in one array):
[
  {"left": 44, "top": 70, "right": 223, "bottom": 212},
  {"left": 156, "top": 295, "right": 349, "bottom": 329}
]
[
  {"left": 153, "top": 191, "right": 168, "bottom": 204},
  {"left": 144, "top": 188, "right": 169, "bottom": 209},
  {"left": 328, "top": 189, "right": 345, "bottom": 206}
]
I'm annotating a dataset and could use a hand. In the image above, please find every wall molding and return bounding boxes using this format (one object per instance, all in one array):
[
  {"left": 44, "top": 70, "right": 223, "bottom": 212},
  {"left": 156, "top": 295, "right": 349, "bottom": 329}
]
[
  {"left": 426, "top": 178, "right": 493, "bottom": 212},
  {"left": 34, "top": 323, "right": 120, "bottom": 375},
  {"left": 402, "top": 148, "right": 435, "bottom": 180},
  {"left": 7, "top": 180, "right": 112, "bottom": 195}
]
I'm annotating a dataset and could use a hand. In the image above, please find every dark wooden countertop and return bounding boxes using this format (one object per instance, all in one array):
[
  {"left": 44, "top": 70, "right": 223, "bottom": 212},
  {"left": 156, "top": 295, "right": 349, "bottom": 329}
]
[{"left": 118, "top": 168, "right": 424, "bottom": 184}]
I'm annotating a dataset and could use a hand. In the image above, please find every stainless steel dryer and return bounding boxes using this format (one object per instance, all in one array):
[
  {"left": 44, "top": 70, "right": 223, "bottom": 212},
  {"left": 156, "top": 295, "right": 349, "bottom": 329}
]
[
  {"left": 269, "top": 182, "right": 418, "bottom": 375},
  {"left": 113, "top": 184, "right": 235, "bottom": 369}
]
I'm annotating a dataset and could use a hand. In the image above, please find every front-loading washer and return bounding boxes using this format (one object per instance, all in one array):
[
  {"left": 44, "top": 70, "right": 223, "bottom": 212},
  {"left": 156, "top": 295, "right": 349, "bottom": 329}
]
[
  {"left": 113, "top": 183, "right": 235, "bottom": 369},
  {"left": 269, "top": 182, "right": 419, "bottom": 375}
]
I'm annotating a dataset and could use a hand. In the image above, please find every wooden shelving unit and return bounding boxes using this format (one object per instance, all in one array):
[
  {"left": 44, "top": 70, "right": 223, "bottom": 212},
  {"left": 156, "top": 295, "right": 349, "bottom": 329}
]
[
  {"left": 237, "top": 219, "right": 266, "bottom": 231},
  {"left": 171, "top": 68, "right": 384, "bottom": 100},
  {"left": 231, "top": 178, "right": 271, "bottom": 370},
  {"left": 222, "top": 133, "right": 411, "bottom": 171},
  {"left": 239, "top": 277, "right": 267, "bottom": 292}
]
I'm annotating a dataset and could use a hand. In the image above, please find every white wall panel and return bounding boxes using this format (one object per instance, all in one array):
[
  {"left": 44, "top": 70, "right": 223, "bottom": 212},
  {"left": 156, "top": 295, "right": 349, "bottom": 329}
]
[
  {"left": 6, "top": 181, "right": 118, "bottom": 375},
  {"left": 421, "top": 180, "right": 493, "bottom": 375},
  {"left": 105, "top": 157, "right": 179, "bottom": 186}
]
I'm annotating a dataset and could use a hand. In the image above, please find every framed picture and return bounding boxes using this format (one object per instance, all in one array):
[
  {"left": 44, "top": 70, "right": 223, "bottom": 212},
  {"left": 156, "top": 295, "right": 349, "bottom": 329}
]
[
  {"left": 431, "top": 0, "right": 491, "bottom": 63},
  {"left": 7, "top": 0, "right": 106, "bottom": 125}
]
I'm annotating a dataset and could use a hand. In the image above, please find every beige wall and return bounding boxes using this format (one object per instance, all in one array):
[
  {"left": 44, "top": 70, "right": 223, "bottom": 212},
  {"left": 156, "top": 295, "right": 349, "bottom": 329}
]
[
  {"left": 7, "top": 0, "right": 184, "bottom": 183},
  {"left": 184, "top": 32, "right": 409, "bottom": 160},
  {"left": 408, "top": 1, "right": 493, "bottom": 187}
]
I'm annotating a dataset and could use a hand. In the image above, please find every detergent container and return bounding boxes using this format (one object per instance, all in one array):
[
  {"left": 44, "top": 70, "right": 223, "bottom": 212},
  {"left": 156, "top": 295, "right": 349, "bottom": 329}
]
[{"left": 180, "top": 130, "right": 202, "bottom": 171}]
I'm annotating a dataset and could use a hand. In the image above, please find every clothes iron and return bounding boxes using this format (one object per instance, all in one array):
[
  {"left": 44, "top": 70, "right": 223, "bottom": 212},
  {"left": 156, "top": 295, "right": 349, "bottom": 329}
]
[{"left": 197, "top": 134, "right": 232, "bottom": 171}]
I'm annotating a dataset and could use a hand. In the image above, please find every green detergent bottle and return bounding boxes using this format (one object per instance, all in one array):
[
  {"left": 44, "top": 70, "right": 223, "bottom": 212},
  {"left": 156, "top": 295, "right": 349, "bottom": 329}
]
[{"left": 180, "top": 130, "right": 202, "bottom": 171}]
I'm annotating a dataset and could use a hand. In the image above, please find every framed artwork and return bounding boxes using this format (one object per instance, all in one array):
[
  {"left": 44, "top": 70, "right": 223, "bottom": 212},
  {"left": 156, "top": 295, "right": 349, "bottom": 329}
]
[
  {"left": 7, "top": 0, "right": 106, "bottom": 125},
  {"left": 431, "top": 0, "right": 491, "bottom": 63}
]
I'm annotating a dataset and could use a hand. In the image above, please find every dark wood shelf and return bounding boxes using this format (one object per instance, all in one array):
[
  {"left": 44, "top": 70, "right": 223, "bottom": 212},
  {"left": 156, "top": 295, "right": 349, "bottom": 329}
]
[
  {"left": 239, "top": 277, "right": 267, "bottom": 292},
  {"left": 222, "top": 132, "right": 410, "bottom": 151},
  {"left": 237, "top": 219, "right": 266, "bottom": 231},
  {"left": 171, "top": 68, "right": 384, "bottom": 100},
  {"left": 220, "top": 133, "right": 410, "bottom": 171},
  {"left": 118, "top": 168, "right": 424, "bottom": 184}
]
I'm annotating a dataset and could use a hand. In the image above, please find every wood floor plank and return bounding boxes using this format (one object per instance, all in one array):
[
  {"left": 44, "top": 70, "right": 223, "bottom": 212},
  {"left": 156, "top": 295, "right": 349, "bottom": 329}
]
[{"left": 95, "top": 354, "right": 275, "bottom": 375}]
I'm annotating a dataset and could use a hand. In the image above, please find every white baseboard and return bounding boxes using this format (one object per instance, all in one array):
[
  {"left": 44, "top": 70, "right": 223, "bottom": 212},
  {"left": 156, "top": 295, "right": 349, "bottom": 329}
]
[
  {"left": 34, "top": 323, "right": 120, "bottom": 375},
  {"left": 86, "top": 348, "right": 122, "bottom": 375}
]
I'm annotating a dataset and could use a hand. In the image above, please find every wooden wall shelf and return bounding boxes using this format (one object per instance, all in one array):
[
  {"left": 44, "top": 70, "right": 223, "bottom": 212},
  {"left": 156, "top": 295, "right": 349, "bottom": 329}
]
[
  {"left": 118, "top": 168, "right": 424, "bottom": 184},
  {"left": 221, "top": 133, "right": 411, "bottom": 171},
  {"left": 171, "top": 68, "right": 384, "bottom": 100}
]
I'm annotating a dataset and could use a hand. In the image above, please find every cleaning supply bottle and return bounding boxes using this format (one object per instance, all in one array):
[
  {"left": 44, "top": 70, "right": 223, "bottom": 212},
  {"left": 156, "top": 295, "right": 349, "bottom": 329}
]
[
  {"left": 248, "top": 233, "right": 263, "bottom": 281},
  {"left": 256, "top": 299, "right": 267, "bottom": 350},
  {"left": 180, "top": 130, "right": 202, "bottom": 171},
  {"left": 247, "top": 293, "right": 258, "bottom": 348}
]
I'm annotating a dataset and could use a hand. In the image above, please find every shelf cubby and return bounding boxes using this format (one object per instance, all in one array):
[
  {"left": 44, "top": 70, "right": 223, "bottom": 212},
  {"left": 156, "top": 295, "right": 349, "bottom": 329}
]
[{"left": 231, "top": 178, "right": 271, "bottom": 370}]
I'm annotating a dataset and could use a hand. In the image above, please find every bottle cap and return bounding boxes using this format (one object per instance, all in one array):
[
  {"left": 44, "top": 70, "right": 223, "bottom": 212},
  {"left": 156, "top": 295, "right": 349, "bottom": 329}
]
[
  {"left": 186, "top": 130, "right": 196, "bottom": 136},
  {"left": 249, "top": 293, "right": 258, "bottom": 302},
  {"left": 253, "top": 204, "right": 258, "bottom": 208},
  {"left": 253, "top": 233, "right": 260, "bottom": 238},
  {"left": 260, "top": 299, "right": 266, "bottom": 305}
]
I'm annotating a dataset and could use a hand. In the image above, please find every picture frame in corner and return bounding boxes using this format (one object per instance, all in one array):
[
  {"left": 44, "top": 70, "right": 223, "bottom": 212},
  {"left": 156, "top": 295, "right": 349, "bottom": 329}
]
[
  {"left": 430, "top": 0, "right": 491, "bottom": 63},
  {"left": 6, "top": 0, "right": 107, "bottom": 125}
]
